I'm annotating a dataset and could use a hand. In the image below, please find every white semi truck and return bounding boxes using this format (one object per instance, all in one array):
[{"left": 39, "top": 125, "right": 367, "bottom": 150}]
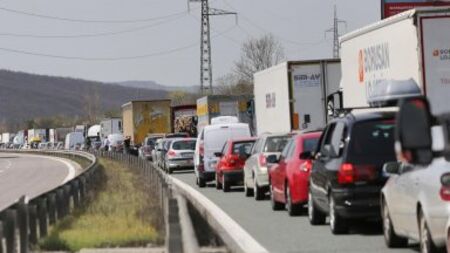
[
  {"left": 254, "top": 59, "right": 341, "bottom": 135},
  {"left": 340, "top": 7, "right": 450, "bottom": 115}
]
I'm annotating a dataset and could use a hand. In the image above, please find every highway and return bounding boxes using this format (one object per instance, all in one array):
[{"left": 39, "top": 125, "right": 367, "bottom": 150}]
[
  {"left": 172, "top": 171, "right": 419, "bottom": 253},
  {"left": 0, "top": 153, "right": 82, "bottom": 210}
]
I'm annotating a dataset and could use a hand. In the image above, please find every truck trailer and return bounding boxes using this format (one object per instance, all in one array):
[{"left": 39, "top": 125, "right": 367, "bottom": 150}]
[
  {"left": 254, "top": 59, "right": 341, "bottom": 135},
  {"left": 172, "top": 104, "right": 197, "bottom": 137},
  {"left": 122, "top": 100, "right": 172, "bottom": 145},
  {"left": 340, "top": 7, "right": 450, "bottom": 115},
  {"left": 100, "top": 118, "right": 122, "bottom": 140},
  {"left": 196, "top": 95, "right": 253, "bottom": 134}
]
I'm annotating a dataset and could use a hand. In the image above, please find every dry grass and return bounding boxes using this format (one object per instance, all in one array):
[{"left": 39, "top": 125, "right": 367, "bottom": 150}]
[{"left": 38, "top": 158, "right": 163, "bottom": 252}]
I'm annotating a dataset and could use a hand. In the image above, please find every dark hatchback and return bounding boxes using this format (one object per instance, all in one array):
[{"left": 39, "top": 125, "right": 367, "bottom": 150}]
[{"left": 308, "top": 110, "right": 397, "bottom": 234}]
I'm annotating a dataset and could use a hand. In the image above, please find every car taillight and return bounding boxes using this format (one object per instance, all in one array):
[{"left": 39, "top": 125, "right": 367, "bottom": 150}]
[
  {"left": 301, "top": 160, "right": 313, "bottom": 172},
  {"left": 259, "top": 154, "right": 267, "bottom": 167},
  {"left": 226, "top": 154, "right": 240, "bottom": 167},
  {"left": 337, "top": 163, "right": 377, "bottom": 184},
  {"left": 440, "top": 173, "right": 450, "bottom": 201}
]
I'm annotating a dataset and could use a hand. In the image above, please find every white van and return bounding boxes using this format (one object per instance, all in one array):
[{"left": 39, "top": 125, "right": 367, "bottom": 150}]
[
  {"left": 65, "top": 132, "right": 84, "bottom": 150},
  {"left": 194, "top": 118, "right": 251, "bottom": 187}
]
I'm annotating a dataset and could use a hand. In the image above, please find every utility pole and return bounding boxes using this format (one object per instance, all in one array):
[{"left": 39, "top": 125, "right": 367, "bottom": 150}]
[
  {"left": 325, "top": 5, "right": 346, "bottom": 58},
  {"left": 189, "top": 0, "right": 237, "bottom": 95}
]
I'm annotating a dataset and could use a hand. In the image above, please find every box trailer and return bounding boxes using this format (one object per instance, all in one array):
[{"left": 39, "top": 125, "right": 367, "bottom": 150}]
[
  {"left": 122, "top": 100, "right": 172, "bottom": 145},
  {"left": 196, "top": 95, "right": 253, "bottom": 134},
  {"left": 340, "top": 7, "right": 450, "bottom": 115},
  {"left": 100, "top": 118, "right": 122, "bottom": 140},
  {"left": 254, "top": 60, "right": 341, "bottom": 135}
]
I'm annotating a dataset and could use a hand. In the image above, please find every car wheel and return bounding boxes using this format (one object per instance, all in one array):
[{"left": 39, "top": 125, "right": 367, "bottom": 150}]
[
  {"left": 244, "top": 180, "right": 254, "bottom": 197},
  {"left": 223, "top": 175, "right": 230, "bottom": 192},
  {"left": 270, "top": 183, "right": 284, "bottom": 210},
  {"left": 419, "top": 210, "right": 438, "bottom": 253},
  {"left": 382, "top": 200, "right": 408, "bottom": 248},
  {"left": 215, "top": 173, "right": 222, "bottom": 190},
  {"left": 254, "top": 177, "right": 264, "bottom": 201},
  {"left": 329, "top": 196, "right": 348, "bottom": 234},
  {"left": 308, "top": 191, "right": 325, "bottom": 225},
  {"left": 286, "top": 183, "right": 302, "bottom": 216},
  {"left": 198, "top": 177, "right": 206, "bottom": 188},
  {"left": 167, "top": 166, "right": 173, "bottom": 174}
]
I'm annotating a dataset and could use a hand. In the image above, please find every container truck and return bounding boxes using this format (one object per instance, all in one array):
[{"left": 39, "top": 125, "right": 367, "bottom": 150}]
[
  {"left": 340, "top": 7, "right": 450, "bottom": 115},
  {"left": 196, "top": 95, "right": 253, "bottom": 134},
  {"left": 254, "top": 59, "right": 341, "bottom": 135},
  {"left": 100, "top": 118, "right": 122, "bottom": 140},
  {"left": 122, "top": 100, "right": 172, "bottom": 145}
]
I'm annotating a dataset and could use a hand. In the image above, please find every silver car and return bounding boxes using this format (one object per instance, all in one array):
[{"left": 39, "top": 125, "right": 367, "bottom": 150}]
[
  {"left": 243, "top": 133, "right": 292, "bottom": 200},
  {"left": 155, "top": 139, "right": 173, "bottom": 169},
  {"left": 164, "top": 138, "right": 196, "bottom": 174}
]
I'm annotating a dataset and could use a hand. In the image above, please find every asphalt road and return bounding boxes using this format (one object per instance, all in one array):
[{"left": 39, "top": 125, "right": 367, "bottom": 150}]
[
  {"left": 172, "top": 170, "right": 420, "bottom": 253},
  {"left": 0, "top": 153, "right": 82, "bottom": 210}
]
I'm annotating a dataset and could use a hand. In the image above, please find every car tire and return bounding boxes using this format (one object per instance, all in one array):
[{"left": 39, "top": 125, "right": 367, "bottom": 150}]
[
  {"left": 270, "top": 183, "right": 284, "bottom": 210},
  {"left": 308, "top": 191, "right": 326, "bottom": 225},
  {"left": 198, "top": 177, "right": 206, "bottom": 188},
  {"left": 244, "top": 181, "right": 254, "bottom": 197},
  {"left": 254, "top": 178, "right": 264, "bottom": 201},
  {"left": 223, "top": 175, "right": 230, "bottom": 192},
  {"left": 419, "top": 210, "right": 438, "bottom": 253},
  {"left": 286, "top": 183, "right": 302, "bottom": 216},
  {"left": 167, "top": 167, "right": 173, "bottom": 174},
  {"left": 215, "top": 173, "right": 222, "bottom": 190},
  {"left": 382, "top": 200, "right": 408, "bottom": 248},
  {"left": 329, "top": 196, "right": 348, "bottom": 234}
]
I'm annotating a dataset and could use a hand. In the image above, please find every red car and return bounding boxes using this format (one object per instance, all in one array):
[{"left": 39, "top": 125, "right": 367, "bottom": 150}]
[
  {"left": 215, "top": 137, "right": 257, "bottom": 192},
  {"left": 268, "top": 131, "right": 322, "bottom": 216}
]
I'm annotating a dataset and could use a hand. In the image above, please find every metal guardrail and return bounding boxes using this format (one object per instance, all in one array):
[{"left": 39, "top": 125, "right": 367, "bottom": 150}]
[{"left": 0, "top": 150, "right": 98, "bottom": 253}]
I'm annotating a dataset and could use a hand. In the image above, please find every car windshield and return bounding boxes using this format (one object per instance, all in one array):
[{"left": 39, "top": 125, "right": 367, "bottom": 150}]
[
  {"left": 232, "top": 141, "right": 255, "bottom": 156},
  {"left": 348, "top": 119, "right": 396, "bottom": 163},
  {"left": 303, "top": 137, "right": 319, "bottom": 153},
  {"left": 172, "top": 140, "right": 196, "bottom": 150},
  {"left": 264, "top": 136, "right": 291, "bottom": 152}
]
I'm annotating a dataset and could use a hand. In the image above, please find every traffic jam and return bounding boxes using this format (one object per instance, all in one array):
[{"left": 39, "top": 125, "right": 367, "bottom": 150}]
[{"left": 147, "top": 6, "right": 450, "bottom": 253}]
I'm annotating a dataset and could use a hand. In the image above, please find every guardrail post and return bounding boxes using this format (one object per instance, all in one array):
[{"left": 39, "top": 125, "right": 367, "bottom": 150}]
[
  {"left": 56, "top": 189, "right": 65, "bottom": 219},
  {"left": 47, "top": 193, "right": 56, "bottom": 225},
  {"left": 4, "top": 209, "right": 17, "bottom": 253},
  {"left": 166, "top": 198, "right": 182, "bottom": 253},
  {"left": 0, "top": 220, "right": 4, "bottom": 253},
  {"left": 71, "top": 181, "right": 80, "bottom": 208},
  {"left": 37, "top": 198, "right": 47, "bottom": 237},
  {"left": 63, "top": 185, "right": 71, "bottom": 214},
  {"left": 17, "top": 197, "right": 29, "bottom": 253},
  {"left": 28, "top": 204, "right": 37, "bottom": 245},
  {"left": 79, "top": 177, "right": 86, "bottom": 204}
]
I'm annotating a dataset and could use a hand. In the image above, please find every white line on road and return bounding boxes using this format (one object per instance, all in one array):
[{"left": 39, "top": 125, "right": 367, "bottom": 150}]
[{"left": 26, "top": 155, "right": 77, "bottom": 184}]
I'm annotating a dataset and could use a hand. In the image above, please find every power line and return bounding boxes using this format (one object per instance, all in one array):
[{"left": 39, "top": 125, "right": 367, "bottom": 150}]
[
  {"left": 0, "top": 26, "right": 237, "bottom": 61},
  {"left": 0, "top": 13, "right": 188, "bottom": 39},
  {"left": 0, "top": 5, "right": 190, "bottom": 24}
]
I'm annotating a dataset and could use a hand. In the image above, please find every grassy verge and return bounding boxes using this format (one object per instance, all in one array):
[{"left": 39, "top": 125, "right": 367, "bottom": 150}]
[{"left": 38, "top": 158, "right": 163, "bottom": 252}]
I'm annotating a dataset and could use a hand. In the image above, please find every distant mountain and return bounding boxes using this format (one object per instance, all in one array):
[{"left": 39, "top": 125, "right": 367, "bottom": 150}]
[
  {"left": 0, "top": 70, "right": 168, "bottom": 127},
  {"left": 116, "top": 80, "right": 200, "bottom": 93}
]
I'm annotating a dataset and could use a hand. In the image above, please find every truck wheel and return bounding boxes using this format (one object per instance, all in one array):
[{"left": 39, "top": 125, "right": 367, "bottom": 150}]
[
  {"left": 244, "top": 181, "right": 253, "bottom": 197},
  {"left": 222, "top": 175, "right": 230, "bottom": 192},
  {"left": 383, "top": 200, "right": 408, "bottom": 248},
  {"left": 215, "top": 173, "right": 222, "bottom": 190},
  {"left": 329, "top": 196, "right": 348, "bottom": 234},
  {"left": 308, "top": 191, "right": 325, "bottom": 225}
]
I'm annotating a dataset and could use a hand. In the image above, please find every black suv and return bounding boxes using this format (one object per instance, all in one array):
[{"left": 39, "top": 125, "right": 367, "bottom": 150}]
[{"left": 308, "top": 110, "right": 397, "bottom": 234}]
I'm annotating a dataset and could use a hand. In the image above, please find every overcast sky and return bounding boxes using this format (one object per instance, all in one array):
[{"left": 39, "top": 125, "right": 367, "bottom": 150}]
[{"left": 0, "top": 0, "right": 380, "bottom": 86}]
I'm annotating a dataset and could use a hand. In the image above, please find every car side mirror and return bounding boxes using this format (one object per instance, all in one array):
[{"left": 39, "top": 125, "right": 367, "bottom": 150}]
[
  {"left": 214, "top": 152, "right": 223, "bottom": 157},
  {"left": 266, "top": 154, "right": 279, "bottom": 164},
  {"left": 383, "top": 162, "right": 401, "bottom": 175},
  {"left": 396, "top": 97, "right": 433, "bottom": 165},
  {"left": 299, "top": 151, "right": 313, "bottom": 160}
]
